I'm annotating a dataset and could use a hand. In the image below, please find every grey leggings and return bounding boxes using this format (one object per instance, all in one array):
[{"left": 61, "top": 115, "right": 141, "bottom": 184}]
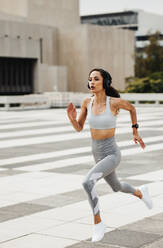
[{"left": 82, "top": 136, "right": 136, "bottom": 216}]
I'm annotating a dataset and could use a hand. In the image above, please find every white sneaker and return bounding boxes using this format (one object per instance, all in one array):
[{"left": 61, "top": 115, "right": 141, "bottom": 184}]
[
  {"left": 91, "top": 221, "right": 106, "bottom": 242},
  {"left": 139, "top": 185, "right": 153, "bottom": 209}
]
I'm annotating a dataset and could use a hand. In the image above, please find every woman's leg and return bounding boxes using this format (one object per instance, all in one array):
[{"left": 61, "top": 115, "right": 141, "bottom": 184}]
[
  {"left": 82, "top": 152, "right": 120, "bottom": 220},
  {"left": 104, "top": 171, "right": 154, "bottom": 206},
  {"left": 104, "top": 171, "right": 137, "bottom": 194},
  {"left": 82, "top": 152, "right": 120, "bottom": 242}
]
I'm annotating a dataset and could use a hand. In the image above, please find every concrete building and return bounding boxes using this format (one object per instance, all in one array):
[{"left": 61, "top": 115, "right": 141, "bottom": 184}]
[
  {"left": 0, "top": 0, "right": 134, "bottom": 95},
  {"left": 81, "top": 9, "right": 163, "bottom": 50}
]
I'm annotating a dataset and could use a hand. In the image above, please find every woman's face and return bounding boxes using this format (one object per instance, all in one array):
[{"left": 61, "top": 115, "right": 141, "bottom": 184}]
[{"left": 88, "top": 71, "right": 104, "bottom": 93}]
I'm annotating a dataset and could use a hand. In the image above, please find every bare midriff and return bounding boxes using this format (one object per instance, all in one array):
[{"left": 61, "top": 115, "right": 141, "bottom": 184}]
[{"left": 90, "top": 128, "right": 115, "bottom": 140}]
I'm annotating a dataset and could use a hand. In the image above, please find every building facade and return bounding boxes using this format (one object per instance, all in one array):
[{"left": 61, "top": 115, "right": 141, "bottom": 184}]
[
  {"left": 0, "top": 0, "right": 134, "bottom": 95},
  {"left": 81, "top": 10, "right": 163, "bottom": 50}
]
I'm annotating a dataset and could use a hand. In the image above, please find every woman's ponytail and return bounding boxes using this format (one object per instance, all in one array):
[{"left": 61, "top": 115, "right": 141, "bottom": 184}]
[{"left": 105, "top": 85, "right": 120, "bottom": 98}]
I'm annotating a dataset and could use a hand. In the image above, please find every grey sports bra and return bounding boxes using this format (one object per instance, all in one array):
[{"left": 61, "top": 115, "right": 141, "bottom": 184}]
[{"left": 87, "top": 96, "right": 117, "bottom": 129}]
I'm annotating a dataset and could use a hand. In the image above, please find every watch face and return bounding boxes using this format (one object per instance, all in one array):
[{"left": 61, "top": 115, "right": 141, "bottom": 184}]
[{"left": 133, "top": 124, "right": 139, "bottom": 128}]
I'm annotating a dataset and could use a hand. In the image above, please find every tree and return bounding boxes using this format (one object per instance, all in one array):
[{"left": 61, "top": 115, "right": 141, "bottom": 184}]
[
  {"left": 135, "top": 32, "right": 163, "bottom": 77},
  {"left": 125, "top": 32, "right": 163, "bottom": 93}
]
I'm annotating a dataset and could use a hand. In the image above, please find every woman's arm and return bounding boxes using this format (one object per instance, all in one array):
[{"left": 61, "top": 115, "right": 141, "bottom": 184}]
[
  {"left": 113, "top": 98, "right": 145, "bottom": 149},
  {"left": 67, "top": 98, "right": 89, "bottom": 132}
]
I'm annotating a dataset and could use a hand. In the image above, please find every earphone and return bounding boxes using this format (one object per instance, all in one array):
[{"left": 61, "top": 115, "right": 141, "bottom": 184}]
[
  {"left": 87, "top": 69, "right": 112, "bottom": 90},
  {"left": 103, "top": 71, "right": 112, "bottom": 90}
]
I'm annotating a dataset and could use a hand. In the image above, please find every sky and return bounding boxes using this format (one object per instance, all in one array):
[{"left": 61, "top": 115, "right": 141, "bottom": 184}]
[{"left": 79, "top": 0, "right": 163, "bottom": 16}]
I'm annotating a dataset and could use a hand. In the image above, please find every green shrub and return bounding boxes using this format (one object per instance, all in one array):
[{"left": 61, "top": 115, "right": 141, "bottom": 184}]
[{"left": 125, "top": 72, "right": 163, "bottom": 93}]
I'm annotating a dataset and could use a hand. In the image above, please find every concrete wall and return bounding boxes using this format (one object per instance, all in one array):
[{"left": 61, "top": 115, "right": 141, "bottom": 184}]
[
  {"left": 57, "top": 25, "right": 89, "bottom": 92},
  {"left": 0, "top": 19, "right": 61, "bottom": 93},
  {"left": 27, "top": 0, "right": 80, "bottom": 28},
  {"left": 0, "top": 0, "right": 135, "bottom": 94},
  {"left": 0, "top": 0, "right": 80, "bottom": 94},
  {"left": 0, "top": 0, "right": 80, "bottom": 28},
  {"left": 58, "top": 24, "right": 135, "bottom": 92},
  {"left": 87, "top": 25, "right": 134, "bottom": 91},
  {"left": 0, "top": 36, "right": 39, "bottom": 59},
  {"left": 0, "top": 20, "right": 58, "bottom": 65},
  {"left": 0, "top": 0, "right": 27, "bottom": 17},
  {"left": 39, "top": 64, "right": 67, "bottom": 93},
  {"left": 0, "top": 11, "right": 26, "bottom": 22}
]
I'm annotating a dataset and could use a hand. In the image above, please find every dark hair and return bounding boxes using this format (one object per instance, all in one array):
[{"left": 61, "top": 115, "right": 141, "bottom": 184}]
[{"left": 88, "top": 68, "right": 120, "bottom": 98}]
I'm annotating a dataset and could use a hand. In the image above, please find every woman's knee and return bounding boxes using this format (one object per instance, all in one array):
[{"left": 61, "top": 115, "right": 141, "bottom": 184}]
[
  {"left": 82, "top": 179, "right": 94, "bottom": 192},
  {"left": 82, "top": 172, "right": 102, "bottom": 191},
  {"left": 82, "top": 179, "right": 88, "bottom": 190},
  {"left": 111, "top": 181, "right": 121, "bottom": 192}
]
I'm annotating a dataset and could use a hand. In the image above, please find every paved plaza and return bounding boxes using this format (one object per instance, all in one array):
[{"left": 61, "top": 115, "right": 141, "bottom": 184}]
[{"left": 0, "top": 106, "right": 162, "bottom": 247}]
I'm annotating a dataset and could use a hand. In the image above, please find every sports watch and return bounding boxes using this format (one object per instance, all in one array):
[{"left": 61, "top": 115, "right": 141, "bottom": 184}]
[{"left": 132, "top": 123, "right": 139, "bottom": 129}]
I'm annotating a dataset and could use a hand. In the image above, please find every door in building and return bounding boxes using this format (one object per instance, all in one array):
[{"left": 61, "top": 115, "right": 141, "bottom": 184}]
[{"left": 0, "top": 57, "right": 37, "bottom": 95}]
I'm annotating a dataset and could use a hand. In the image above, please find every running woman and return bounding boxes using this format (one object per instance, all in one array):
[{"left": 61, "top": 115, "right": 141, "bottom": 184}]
[{"left": 67, "top": 68, "right": 153, "bottom": 242}]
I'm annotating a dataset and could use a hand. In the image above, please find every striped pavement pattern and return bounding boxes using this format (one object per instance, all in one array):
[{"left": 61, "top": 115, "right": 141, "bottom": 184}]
[{"left": 0, "top": 106, "right": 162, "bottom": 247}]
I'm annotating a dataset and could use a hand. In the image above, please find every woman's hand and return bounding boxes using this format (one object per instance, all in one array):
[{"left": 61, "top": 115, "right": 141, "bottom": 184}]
[
  {"left": 67, "top": 102, "right": 77, "bottom": 121},
  {"left": 133, "top": 135, "right": 145, "bottom": 149}
]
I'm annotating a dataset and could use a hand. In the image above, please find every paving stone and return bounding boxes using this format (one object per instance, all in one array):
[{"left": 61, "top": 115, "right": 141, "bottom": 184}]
[
  {"left": 120, "top": 217, "right": 163, "bottom": 236},
  {"left": 95, "top": 229, "right": 160, "bottom": 248},
  {"left": 44, "top": 162, "right": 93, "bottom": 174},
  {"left": 0, "top": 123, "right": 69, "bottom": 133},
  {"left": 67, "top": 240, "right": 120, "bottom": 248},
  {"left": 0, "top": 210, "right": 26, "bottom": 222},
  {"left": 0, "top": 203, "right": 49, "bottom": 213},
  {"left": 117, "top": 159, "right": 162, "bottom": 177},
  {"left": 71, "top": 169, "right": 93, "bottom": 175},
  {"left": 0, "top": 138, "right": 91, "bottom": 159},
  {"left": 96, "top": 182, "right": 113, "bottom": 194},
  {"left": 2, "top": 130, "right": 79, "bottom": 141},
  {"left": 143, "top": 238, "right": 163, "bottom": 248},
  {"left": 0, "top": 169, "right": 28, "bottom": 177},
  {"left": 29, "top": 193, "right": 85, "bottom": 208},
  {"left": 0, "top": 203, "right": 53, "bottom": 222},
  {"left": 150, "top": 213, "right": 163, "bottom": 221},
  {"left": 3, "top": 152, "right": 92, "bottom": 169},
  {"left": 28, "top": 184, "right": 112, "bottom": 208},
  {"left": 0, "top": 119, "right": 40, "bottom": 126},
  {"left": 116, "top": 130, "right": 163, "bottom": 143},
  {"left": 117, "top": 157, "right": 161, "bottom": 179},
  {"left": 0, "top": 108, "right": 162, "bottom": 246},
  {"left": 117, "top": 178, "right": 150, "bottom": 186}
]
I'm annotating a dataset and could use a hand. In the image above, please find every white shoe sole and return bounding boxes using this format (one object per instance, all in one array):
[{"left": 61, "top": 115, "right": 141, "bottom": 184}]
[
  {"left": 91, "top": 222, "right": 106, "bottom": 242},
  {"left": 140, "top": 185, "right": 153, "bottom": 209}
]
